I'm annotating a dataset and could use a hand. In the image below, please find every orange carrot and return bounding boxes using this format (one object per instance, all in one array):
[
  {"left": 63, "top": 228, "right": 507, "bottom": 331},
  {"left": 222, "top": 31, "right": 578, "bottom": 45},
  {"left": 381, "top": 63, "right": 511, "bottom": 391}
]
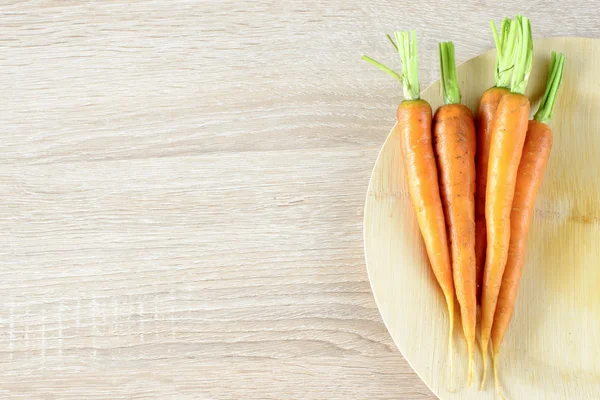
[
  {"left": 491, "top": 52, "right": 565, "bottom": 397},
  {"left": 480, "top": 15, "right": 533, "bottom": 389},
  {"left": 363, "top": 31, "right": 456, "bottom": 381},
  {"left": 433, "top": 42, "right": 477, "bottom": 386},
  {"left": 475, "top": 18, "right": 519, "bottom": 302},
  {"left": 475, "top": 86, "right": 508, "bottom": 302}
]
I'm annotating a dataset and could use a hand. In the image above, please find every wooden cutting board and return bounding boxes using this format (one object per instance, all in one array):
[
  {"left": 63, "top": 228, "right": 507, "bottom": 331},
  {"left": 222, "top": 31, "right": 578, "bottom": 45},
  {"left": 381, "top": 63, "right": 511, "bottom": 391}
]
[{"left": 364, "top": 37, "right": 600, "bottom": 399}]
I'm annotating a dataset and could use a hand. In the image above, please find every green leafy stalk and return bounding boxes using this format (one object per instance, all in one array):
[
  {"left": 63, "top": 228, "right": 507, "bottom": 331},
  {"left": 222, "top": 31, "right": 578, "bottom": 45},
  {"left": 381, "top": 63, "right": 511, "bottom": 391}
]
[
  {"left": 386, "top": 34, "right": 398, "bottom": 51},
  {"left": 361, "top": 55, "right": 402, "bottom": 82},
  {"left": 534, "top": 52, "right": 566, "bottom": 123},
  {"left": 491, "top": 17, "right": 519, "bottom": 88},
  {"left": 397, "top": 31, "right": 421, "bottom": 100},
  {"left": 361, "top": 30, "right": 421, "bottom": 100},
  {"left": 510, "top": 15, "right": 534, "bottom": 94},
  {"left": 439, "top": 41, "right": 461, "bottom": 105}
]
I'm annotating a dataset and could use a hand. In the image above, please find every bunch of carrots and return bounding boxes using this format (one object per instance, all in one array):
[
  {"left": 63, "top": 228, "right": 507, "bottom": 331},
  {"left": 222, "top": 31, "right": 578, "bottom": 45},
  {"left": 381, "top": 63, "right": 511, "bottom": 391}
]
[{"left": 363, "top": 15, "right": 565, "bottom": 397}]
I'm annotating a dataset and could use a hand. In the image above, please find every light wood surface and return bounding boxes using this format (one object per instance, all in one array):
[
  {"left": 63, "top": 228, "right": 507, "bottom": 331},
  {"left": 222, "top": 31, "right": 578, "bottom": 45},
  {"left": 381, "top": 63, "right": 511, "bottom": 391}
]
[
  {"left": 2, "top": 1, "right": 600, "bottom": 399},
  {"left": 365, "top": 37, "right": 600, "bottom": 399}
]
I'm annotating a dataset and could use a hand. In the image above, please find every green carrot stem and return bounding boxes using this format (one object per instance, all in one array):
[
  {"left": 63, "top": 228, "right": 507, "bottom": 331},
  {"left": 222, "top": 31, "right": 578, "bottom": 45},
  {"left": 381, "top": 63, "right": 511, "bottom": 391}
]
[
  {"left": 386, "top": 34, "right": 398, "bottom": 51},
  {"left": 362, "top": 30, "right": 421, "bottom": 100},
  {"left": 491, "top": 17, "right": 520, "bottom": 88},
  {"left": 439, "top": 41, "right": 461, "bottom": 105},
  {"left": 510, "top": 15, "right": 534, "bottom": 94},
  {"left": 534, "top": 52, "right": 566, "bottom": 124},
  {"left": 361, "top": 55, "right": 402, "bottom": 82},
  {"left": 396, "top": 31, "right": 421, "bottom": 100}
]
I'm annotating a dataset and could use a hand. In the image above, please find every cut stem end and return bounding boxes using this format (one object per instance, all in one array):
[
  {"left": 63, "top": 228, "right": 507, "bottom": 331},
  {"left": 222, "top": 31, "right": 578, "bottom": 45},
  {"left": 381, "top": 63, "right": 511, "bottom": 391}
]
[
  {"left": 534, "top": 51, "right": 566, "bottom": 123},
  {"left": 492, "top": 17, "right": 519, "bottom": 88},
  {"left": 439, "top": 41, "right": 461, "bottom": 105},
  {"left": 510, "top": 15, "right": 534, "bottom": 94}
]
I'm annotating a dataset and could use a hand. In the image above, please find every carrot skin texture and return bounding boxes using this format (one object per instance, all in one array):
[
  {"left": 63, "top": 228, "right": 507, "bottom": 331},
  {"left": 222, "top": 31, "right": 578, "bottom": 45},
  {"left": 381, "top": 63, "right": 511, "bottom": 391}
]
[
  {"left": 398, "top": 100, "right": 456, "bottom": 333},
  {"left": 481, "top": 92, "right": 530, "bottom": 361},
  {"left": 475, "top": 87, "right": 510, "bottom": 302},
  {"left": 433, "top": 103, "right": 477, "bottom": 382},
  {"left": 491, "top": 120, "right": 553, "bottom": 355}
]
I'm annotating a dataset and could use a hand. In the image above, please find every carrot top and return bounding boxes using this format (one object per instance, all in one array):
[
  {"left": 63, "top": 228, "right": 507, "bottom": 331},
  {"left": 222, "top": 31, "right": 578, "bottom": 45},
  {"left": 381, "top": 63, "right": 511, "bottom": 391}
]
[
  {"left": 490, "top": 17, "right": 520, "bottom": 89},
  {"left": 534, "top": 51, "right": 566, "bottom": 124},
  {"left": 362, "top": 31, "right": 421, "bottom": 100},
  {"left": 510, "top": 15, "right": 534, "bottom": 94},
  {"left": 439, "top": 41, "right": 460, "bottom": 105}
]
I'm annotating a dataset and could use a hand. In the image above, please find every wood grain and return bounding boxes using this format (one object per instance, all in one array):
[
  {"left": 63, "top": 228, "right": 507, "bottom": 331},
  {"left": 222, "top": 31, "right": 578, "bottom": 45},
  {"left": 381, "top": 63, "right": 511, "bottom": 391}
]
[
  {"left": 1, "top": 1, "right": 600, "bottom": 399},
  {"left": 365, "top": 38, "right": 600, "bottom": 399}
]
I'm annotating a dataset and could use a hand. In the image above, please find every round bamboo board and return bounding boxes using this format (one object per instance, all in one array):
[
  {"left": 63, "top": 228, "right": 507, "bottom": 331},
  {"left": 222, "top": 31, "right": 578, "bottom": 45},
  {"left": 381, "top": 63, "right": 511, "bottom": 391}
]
[{"left": 364, "top": 37, "right": 600, "bottom": 399}]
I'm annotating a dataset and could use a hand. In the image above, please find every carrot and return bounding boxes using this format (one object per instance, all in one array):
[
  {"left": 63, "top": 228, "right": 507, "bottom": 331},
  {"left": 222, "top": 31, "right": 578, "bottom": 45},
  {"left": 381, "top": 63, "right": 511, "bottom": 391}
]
[
  {"left": 433, "top": 42, "right": 477, "bottom": 386},
  {"left": 362, "top": 31, "right": 456, "bottom": 382},
  {"left": 480, "top": 15, "right": 534, "bottom": 389},
  {"left": 475, "top": 18, "right": 520, "bottom": 302},
  {"left": 491, "top": 51, "right": 565, "bottom": 397}
]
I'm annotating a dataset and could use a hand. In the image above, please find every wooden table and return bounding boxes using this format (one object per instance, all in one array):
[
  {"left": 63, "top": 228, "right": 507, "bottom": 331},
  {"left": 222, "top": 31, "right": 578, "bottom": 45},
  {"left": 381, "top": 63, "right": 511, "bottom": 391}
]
[{"left": 1, "top": 1, "right": 598, "bottom": 399}]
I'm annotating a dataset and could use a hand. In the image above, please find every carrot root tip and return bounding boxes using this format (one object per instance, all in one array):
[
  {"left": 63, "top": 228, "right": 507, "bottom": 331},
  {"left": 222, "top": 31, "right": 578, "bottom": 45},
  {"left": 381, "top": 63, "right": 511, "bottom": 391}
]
[
  {"left": 447, "top": 322, "right": 456, "bottom": 392},
  {"left": 493, "top": 353, "right": 505, "bottom": 400},
  {"left": 480, "top": 352, "right": 488, "bottom": 391},
  {"left": 467, "top": 354, "right": 474, "bottom": 387}
]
